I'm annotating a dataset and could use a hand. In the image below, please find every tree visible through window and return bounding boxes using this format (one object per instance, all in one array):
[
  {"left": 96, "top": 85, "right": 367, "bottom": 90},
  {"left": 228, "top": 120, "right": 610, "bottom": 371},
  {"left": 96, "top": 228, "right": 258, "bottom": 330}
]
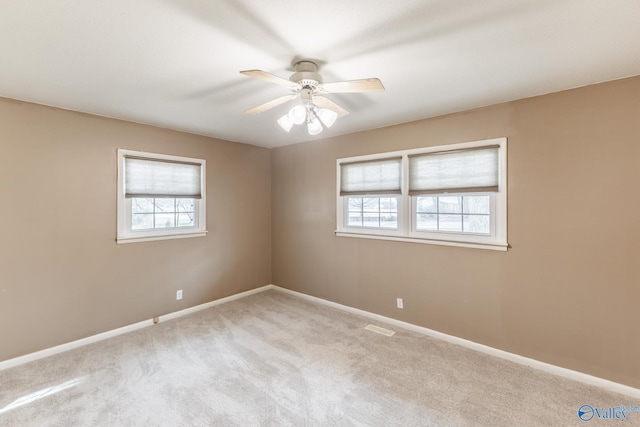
[{"left": 131, "top": 198, "right": 195, "bottom": 230}]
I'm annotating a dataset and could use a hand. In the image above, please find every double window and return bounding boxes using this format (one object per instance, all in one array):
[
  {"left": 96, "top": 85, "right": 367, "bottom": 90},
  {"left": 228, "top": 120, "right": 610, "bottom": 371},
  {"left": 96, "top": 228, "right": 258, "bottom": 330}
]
[
  {"left": 117, "top": 149, "right": 206, "bottom": 243},
  {"left": 336, "top": 138, "right": 507, "bottom": 250}
]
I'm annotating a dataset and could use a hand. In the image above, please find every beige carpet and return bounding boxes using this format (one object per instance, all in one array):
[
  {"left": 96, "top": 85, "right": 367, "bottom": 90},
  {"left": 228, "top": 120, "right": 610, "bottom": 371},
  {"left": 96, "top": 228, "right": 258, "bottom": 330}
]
[{"left": 0, "top": 290, "right": 636, "bottom": 426}]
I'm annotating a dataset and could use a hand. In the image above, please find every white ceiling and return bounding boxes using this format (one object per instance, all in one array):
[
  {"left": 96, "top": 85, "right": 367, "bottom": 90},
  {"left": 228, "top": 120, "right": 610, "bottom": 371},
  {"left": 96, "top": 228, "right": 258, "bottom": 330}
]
[{"left": 1, "top": 1, "right": 639, "bottom": 148}]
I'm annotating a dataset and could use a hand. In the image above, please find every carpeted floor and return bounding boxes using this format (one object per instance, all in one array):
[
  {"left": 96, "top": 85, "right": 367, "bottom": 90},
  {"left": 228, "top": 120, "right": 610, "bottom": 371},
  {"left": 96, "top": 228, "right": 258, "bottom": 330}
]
[{"left": 0, "top": 290, "right": 637, "bottom": 426}]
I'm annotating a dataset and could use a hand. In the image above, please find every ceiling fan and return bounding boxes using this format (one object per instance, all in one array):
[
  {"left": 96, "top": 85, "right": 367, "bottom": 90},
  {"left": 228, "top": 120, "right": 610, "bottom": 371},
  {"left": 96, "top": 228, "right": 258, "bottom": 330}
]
[{"left": 239, "top": 59, "right": 384, "bottom": 135}]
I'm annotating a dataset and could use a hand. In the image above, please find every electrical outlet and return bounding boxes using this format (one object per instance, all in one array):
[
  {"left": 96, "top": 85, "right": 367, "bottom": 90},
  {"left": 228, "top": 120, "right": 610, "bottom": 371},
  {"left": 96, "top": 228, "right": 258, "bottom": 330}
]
[
  {"left": 176, "top": 290, "right": 183, "bottom": 300},
  {"left": 396, "top": 298, "right": 404, "bottom": 309}
]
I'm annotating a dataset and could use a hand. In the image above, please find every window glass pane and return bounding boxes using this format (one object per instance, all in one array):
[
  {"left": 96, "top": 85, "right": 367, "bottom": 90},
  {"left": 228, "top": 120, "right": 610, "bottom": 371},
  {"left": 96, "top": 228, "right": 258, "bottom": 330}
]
[
  {"left": 132, "top": 198, "right": 154, "bottom": 213},
  {"left": 362, "top": 198, "right": 380, "bottom": 212},
  {"left": 380, "top": 197, "right": 395, "bottom": 212},
  {"left": 416, "top": 213, "right": 437, "bottom": 230},
  {"left": 416, "top": 196, "right": 437, "bottom": 213},
  {"left": 380, "top": 214, "right": 397, "bottom": 229},
  {"left": 363, "top": 213, "right": 380, "bottom": 227},
  {"left": 438, "top": 214, "right": 462, "bottom": 232},
  {"left": 463, "top": 215, "right": 490, "bottom": 234},
  {"left": 177, "top": 213, "right": 195, "bottom": 227},
  {"left": 346, "top": 196, "right": 398, "bottom": 230},
  {"left": 155, "top": 213, "right": 176, "bottom": 228},
  {"left": 154, "top": 198, "right": 175, "bottom": 212},
  {"left": 348, "top": 197, "right": 363, "bottom": 211},
  {"left": 463, "top": 196, "right": 490, "bottom": 214},
  {"left": 177, "top": 199, "right": 195, "bottom": 212},
  {"left": 348, "top": 213, "right": 363, "bottom": 227},
  {"left": 131, "top": 197, "right": 196, "bottom": 230},
  {"left": 414, "top": 195, "right": 491, "bottom": 234},
  {"left": 132, "top": 213, "right": 154, "bottom": 230},
  {"left": 438, "top": 197, "right": 462, "bottom": 214}
]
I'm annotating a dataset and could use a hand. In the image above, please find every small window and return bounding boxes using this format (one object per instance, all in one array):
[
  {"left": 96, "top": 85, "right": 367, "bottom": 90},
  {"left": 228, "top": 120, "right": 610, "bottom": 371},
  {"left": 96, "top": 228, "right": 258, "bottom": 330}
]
[
  {"left": 336, "top": 138, "right": 507, "bottom": 251},
  {"left": 117, "top": 149, "right": 206, "bottom": 244}
]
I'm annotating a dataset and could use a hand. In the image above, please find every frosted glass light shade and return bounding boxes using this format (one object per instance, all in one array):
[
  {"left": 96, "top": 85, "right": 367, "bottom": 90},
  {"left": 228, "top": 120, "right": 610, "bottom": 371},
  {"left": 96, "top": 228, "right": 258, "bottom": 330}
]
[
  {"left": 288, "top": 105, "right": 306, "bottom": 125},
  {"left": 277, "top": 114, "right": 293, "bottom": 132},
  {"left": 317, "top": 108, "right": 337, "bottom": 128},
  {"left": 307, "top": 116, "right": 323, "bottom": 135}
]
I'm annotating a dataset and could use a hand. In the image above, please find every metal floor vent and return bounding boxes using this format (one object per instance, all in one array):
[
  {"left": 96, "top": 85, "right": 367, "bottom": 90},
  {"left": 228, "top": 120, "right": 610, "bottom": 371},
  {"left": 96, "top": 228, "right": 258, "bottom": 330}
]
[{"left": 365, "top": 324, "right": 395, "bottom": 337}]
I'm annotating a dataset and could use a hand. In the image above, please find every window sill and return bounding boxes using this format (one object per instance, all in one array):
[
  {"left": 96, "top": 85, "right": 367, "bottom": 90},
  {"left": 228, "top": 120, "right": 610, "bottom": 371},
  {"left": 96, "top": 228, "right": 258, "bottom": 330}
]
[
  {"left": 335, "top": 231, "right": 508, "bottom": 251},
  {"left": 117, "top": 230, "right": 207, "bottom": 244}
]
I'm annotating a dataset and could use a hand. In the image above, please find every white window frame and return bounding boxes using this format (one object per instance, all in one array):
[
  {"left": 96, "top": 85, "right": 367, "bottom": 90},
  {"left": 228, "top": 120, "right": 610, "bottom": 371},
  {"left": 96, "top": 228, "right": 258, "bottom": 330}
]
[
  {"left": 336, "top": 137, "right": 508, "bottom": 251},
  {"left": 117, "top": 149, "right": 207, "bottom": 244}
]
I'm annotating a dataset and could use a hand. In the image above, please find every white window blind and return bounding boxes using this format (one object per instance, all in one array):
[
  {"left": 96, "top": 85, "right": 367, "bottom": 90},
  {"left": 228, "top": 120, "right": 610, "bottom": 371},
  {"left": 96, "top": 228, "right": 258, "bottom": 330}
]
[
  {"left": 409, "top": 146, "right": 499, "bottom": 195},
  {"left": 124, "top": 156, "right": 202, "bottom": 198},
  {"left": 340, "top": 157, "right": 402, "bottom": 196}
]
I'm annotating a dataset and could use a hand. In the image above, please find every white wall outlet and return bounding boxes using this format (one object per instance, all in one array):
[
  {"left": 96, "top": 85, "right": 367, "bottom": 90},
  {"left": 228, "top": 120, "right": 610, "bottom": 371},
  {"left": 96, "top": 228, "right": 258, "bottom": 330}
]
[
  {"left": 396, "top": 298, "right": 404, "bottom": 309},
  {"left": 176, "top": 290, "right": 183, "bottom": 300}
]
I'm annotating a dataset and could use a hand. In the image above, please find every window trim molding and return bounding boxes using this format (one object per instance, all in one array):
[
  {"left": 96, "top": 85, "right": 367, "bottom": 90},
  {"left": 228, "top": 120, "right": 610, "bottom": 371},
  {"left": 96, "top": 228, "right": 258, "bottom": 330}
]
[
  {"left": 335, "top": 137, "right": 508, "bottom": 251},
  {"left": 116, "top": 149, "right": 207, "bottom": 244}
]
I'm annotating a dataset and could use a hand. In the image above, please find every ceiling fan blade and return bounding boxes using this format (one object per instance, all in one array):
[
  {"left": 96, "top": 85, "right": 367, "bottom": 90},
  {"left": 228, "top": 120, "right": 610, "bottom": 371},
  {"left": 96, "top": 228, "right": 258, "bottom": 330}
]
[
  {"left": 320, "top": 78, "right": 385, "bottom": 93},
  {"left": 239, "top": 70, "right": 298, "bottom": 89},
  {"left": 245, "top": 94, "right": 297, "bottom": 115},
  {"left": 314, "top": 95, "right": 349, "bottom": 117}
]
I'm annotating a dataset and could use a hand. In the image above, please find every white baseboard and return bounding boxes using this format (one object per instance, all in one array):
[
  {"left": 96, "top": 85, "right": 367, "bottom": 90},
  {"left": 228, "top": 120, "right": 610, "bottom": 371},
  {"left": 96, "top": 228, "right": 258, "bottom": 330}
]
[
  {"left": 270, "top": 285, "right": 640, "bottom": 399},
  {"left": 0, "top": 318, "right": 154, "bottom": 372},
  {"left": 0, "top": 285, "right": 274, "bottom": 372},
  {"left": 2, "top": 283, "right": 638, "bottom": 399},
  {"left": 157, "top": 285, "right": 274, "bottom": 322}
]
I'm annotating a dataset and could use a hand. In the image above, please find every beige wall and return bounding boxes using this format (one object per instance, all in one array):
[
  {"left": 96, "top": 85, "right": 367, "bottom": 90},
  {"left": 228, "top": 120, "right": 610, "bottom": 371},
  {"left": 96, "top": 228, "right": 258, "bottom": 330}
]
[
  {"left": 272, "top": 76, "right": 640, "bottom": 388},
  {"left": 0, "top": 98, "right": 272, "bottom": 361},
  {"left": 2, "top": 75, "right": 639, "bottom": 389}
]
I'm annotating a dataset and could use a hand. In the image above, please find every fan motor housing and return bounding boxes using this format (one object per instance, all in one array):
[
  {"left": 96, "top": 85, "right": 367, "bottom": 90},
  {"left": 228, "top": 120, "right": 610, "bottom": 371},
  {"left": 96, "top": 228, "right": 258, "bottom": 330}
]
[{"left": 290, "top": 60, "right": 323, "bottom": 87}]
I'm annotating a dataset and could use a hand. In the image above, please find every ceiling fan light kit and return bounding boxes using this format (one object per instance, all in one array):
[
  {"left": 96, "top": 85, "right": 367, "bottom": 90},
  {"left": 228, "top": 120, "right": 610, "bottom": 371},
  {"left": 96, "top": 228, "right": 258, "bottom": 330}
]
[
  {"left": 275, "top": 104, "right": 337, "bottom": 134},
  {"left": 317, "top": 108, "right": 337, "bottom": 128},
  {"left": 240, "top": 60, "right": 384, "bottom": 136},
  {"left": 288, "top": 104, "right": 307, "bottom": 125},
  {"left": 276, "top": 114, "right": 294, "bottom": 132},
  {"left": 307, "top": 115, "right": 323, "bottom": 135}
]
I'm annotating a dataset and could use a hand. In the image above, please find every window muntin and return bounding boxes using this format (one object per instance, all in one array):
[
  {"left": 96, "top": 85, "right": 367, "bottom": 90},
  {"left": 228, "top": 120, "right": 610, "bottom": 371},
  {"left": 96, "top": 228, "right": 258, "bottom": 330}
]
[
  {"left": 117, "top": 149, "right": 206, "bottom": 244},
  {"left": 336, "top": 138, "right": 507, "bottom": 250},
  {"left": 131, "top": 198, "right": 195, "bottom": 230},
  {"left": 415, "top": 195, "right": 490, "bottom": 234},
  {"left": 346, "top": 196, "right": 398, "bottom": 229}
]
